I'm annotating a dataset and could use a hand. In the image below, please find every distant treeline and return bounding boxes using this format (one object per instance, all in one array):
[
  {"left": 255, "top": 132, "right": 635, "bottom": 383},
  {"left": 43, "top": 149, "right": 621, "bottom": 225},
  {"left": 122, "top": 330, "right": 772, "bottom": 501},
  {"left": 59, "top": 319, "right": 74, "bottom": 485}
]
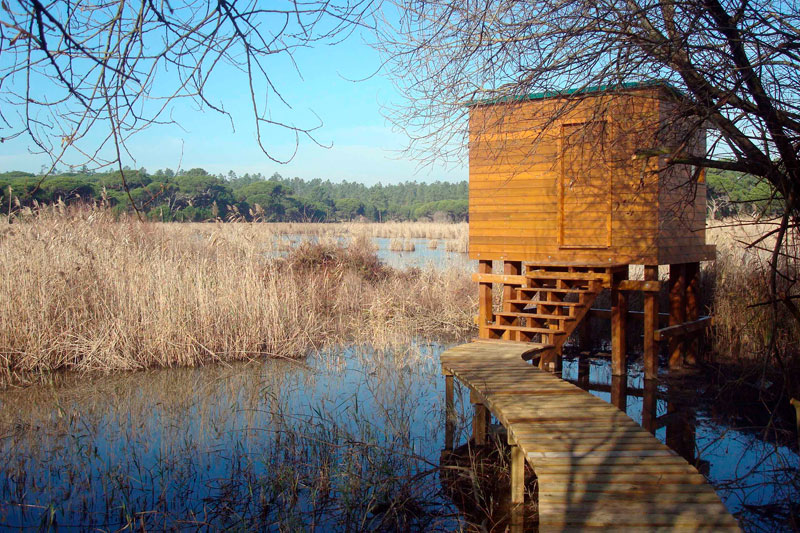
[
  {"left": 0, "top": 167, "right": 777, "bottom": 222},
  {"left": 0, "top": 168, "right": 468, "bottom": 222},
  {"left": 706, "top": 169, "right": 782, "bottom": 219}
]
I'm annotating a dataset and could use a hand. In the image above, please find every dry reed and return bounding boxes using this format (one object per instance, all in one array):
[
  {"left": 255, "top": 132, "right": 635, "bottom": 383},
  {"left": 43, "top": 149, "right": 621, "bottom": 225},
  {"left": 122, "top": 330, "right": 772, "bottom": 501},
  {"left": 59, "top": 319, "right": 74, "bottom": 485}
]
[
  {"left": 0, "top": 208, "right": 475, "bottom": 381},
  {"left": 242, "top": 221, "right": 468, "bottom": 241},
  {"left": 704, "top": 218, "right": 800, "bottom": 364}
]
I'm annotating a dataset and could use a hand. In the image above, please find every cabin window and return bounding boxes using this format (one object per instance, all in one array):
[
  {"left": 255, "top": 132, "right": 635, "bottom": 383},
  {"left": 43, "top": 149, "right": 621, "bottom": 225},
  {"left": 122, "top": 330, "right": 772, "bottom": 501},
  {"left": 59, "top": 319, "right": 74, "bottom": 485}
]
[{"left": 559, "top": 121, "right": 612, "bottom": 248}]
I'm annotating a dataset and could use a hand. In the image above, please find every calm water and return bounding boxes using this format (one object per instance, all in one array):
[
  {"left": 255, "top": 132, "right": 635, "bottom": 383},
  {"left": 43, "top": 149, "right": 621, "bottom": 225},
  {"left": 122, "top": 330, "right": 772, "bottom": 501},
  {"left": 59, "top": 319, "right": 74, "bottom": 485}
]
[
  {"left": 0, "top": 345, "right": 797, "bottom": 531},
  {"left": 269, "top": 234, "right": 473, "bottom": 270},
  {"left": 372, "top": 238, "right": 472, "bottom": 270}
]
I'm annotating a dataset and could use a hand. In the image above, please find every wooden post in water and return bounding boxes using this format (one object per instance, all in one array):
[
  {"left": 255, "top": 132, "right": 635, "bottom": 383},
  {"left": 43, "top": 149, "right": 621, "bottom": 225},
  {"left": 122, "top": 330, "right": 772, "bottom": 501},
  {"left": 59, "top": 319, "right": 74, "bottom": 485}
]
[
  {"left": 445, "top": 374, "right": 455, "bottom": 451},
  {"left": 509, "top": 434, "right": 525, "bottom": 532},
  {"left": 478, "top": 260, "right": 493, "bottom": 339},
  {"left": 666, "top": 383, "right": 697, "bottom": 464},
  {"left": 642, "top": 378, "right": 658, "bottom": 434},
  {"left": 685, "top": 262, "right": 701, "bottom": 365},
  {"left": 643, "top": 265, "right": 660, "bottom": 380},
  {"left": 577, "top": 355, "right": 590, "bottom": 391},
  {"left": 668, "top": 263, "right": 687, "bottom": 369},
  {"left": 611, "top": 267, "right": 629, "bottom": 376},
  {"left": 611, "top": 375, "right": 627, "bottom": 412},
  {"left": 577, "top": 315, "right": 591, "bottom": 351},
  {"left": 470, "top": 389, "right": 489, "bottom": 446}
]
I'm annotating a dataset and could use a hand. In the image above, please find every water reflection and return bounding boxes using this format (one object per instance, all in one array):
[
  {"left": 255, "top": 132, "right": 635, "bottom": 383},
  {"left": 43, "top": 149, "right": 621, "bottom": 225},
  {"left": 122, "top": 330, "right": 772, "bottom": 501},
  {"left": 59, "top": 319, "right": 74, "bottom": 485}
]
[
  {"left": 0, "top": 346, "right": 797, "bottom": 531},
  {"left": 439, "top": 438, "right": 538, "bottom": 532},
  {"left": 0, "top": 346, "right": 474, "bottom": 531},
  {"left": 561, "top": 353, "right": 800, "bottom": 532}
]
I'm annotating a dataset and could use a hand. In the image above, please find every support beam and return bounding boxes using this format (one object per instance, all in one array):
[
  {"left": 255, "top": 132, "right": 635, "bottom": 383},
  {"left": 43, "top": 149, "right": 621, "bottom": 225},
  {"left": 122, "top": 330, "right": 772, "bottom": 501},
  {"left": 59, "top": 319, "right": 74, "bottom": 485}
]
[
  {"left": 470, "top": 389, "right": 489, "bottom": 445},
  {"left": 643, "top": 265, "right": 660, "bottom": 380},
  {"left": 509, "top": 441, "right": 525, "bottom": 532},
  {"left": 577, "top": 356, "right": 590, "bottom": 391},
  {"left": 611, "top": 375, "right": 628, "bottom": 412},
  {"left": 642, "top": 378, "right": 658, "bottom": 434},
  {"left": 445, "top": 374, "right": 455, "bottom": 451},
  {"left": 611, "top": 267, "right": 629, "bottom": 376},
  {"left": 655, "top": 316, "right": 712, "bottom": 341},
  {"left": 478, "top": 260, "right": 493, "bottom": 339},
  {"left": 577, "top": 314, "right": 591, "bottom": 350},
  {"left": 472, "top": 273, "right": 525, "bottom": 285},
  {"left": 510, "top": 440, "right": 525, "bottom": 504},
  {"left": 668, "top": 263, "right": 687, "bottom": 370},
  {"left": 503, "top": 261, "right": 522, "bottom": 341},
  {"left": 685, "top": 262, "right": 701, "bottom": 365}
]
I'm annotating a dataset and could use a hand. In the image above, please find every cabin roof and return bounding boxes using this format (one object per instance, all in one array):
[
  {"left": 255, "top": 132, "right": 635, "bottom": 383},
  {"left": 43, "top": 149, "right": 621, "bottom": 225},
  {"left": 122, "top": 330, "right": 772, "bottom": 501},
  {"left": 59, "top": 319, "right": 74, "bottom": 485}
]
[{"left": 467, "top": 81, "right": 682, "bottom": 107}]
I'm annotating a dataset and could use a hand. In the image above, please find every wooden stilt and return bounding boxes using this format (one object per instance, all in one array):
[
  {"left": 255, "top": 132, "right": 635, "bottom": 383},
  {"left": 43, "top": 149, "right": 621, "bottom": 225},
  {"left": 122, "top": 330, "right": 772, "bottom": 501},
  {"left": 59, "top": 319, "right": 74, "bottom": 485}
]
[
  {"left": 552, "top": 347, "right": 563, "bottom": 374},
  {"left": 668, "top": 263, "right": 687, "bottom": 369},
  {"left": 577, "top": 315, "right": 591, "bottom": 351},
  {"left": 503, "top": 261, "right": 522, "bottom": 341},
  {"left": 643, "top": 265, "right": 660, "bottom": 380},
  {"left": 510, "top": 440, "right": 525, "bottom": 504},
  {"left": 470, "top": 389, "right": 488, "bottom": 446},
  {"left": 478, "top": 260, "right": 493, "bottom": 339},
  {"left": 445, "top": 374, "right": 455, "bottom": 451},
  {"left": 685, "top": 262, "right": 701, "bottom": 365},
  {"left": 577, "top": 355, "right": 590, "bottom": 391},
  {"left": 509, "top": 439, "right": 525, "bottom": 533},
  {"left": 642, "top": 378, "right": 658, "bottom": 434},
  {"left": 611, "top": 267, "right": 629, "bottom": 376},
  {"left": 610, "top": 375, "right": 627, "bottom": 412}
]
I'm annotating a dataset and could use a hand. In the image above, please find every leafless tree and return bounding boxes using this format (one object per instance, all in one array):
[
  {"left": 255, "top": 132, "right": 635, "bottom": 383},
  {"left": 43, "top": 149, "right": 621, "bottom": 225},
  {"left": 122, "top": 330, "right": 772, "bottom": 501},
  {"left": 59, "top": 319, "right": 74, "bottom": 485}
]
[
  {"left": 379, "top": 0, "right": 800, "bottom": 335},
  {"left": 0, "top": 0, "right": 373, "bottom": 217}
]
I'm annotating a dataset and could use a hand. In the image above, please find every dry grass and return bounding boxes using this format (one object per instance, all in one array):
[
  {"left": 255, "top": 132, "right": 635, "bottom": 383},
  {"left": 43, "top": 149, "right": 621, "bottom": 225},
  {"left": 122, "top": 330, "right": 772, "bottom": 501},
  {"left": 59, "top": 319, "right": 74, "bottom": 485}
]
[
  {"left": 4, "top": 208, "right": 796, "bottom": 381},
  {"left": 0, "top": 208, "right": 475, "bottom": 382},
  {"left": 704, "top": 217, "right": 800, "bottom": 363},
  {"left": 250, "top": 221, "right": 468, "bottom": 241}
]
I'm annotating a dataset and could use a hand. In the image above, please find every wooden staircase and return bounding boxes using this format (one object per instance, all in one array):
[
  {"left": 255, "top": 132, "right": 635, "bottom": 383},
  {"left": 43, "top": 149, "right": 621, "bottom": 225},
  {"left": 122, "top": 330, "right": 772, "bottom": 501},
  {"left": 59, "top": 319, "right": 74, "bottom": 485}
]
[{"left": 479, "top": 264, "right": 616, "bottom": 369}]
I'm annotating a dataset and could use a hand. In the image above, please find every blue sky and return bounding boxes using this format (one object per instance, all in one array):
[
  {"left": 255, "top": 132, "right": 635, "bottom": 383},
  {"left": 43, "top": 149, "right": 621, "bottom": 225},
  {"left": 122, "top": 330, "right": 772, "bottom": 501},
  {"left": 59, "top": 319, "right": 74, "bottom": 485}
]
[{"left": 1, "top": 25, "right": 467, "bottom": 185}]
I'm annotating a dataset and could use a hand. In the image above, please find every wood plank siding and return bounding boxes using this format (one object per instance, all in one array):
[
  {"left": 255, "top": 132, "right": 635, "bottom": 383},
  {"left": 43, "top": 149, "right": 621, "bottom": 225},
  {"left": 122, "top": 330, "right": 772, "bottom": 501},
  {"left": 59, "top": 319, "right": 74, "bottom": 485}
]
[{"left": 468, "top": 86, "right": 714, "bottom": 264}]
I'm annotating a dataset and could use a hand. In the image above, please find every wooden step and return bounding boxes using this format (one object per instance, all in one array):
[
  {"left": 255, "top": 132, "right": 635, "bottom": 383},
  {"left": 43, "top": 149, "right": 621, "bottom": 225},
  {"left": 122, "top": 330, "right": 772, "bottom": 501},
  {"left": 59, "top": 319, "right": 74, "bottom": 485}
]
[
  {"left": 518, "top": 287, "right": 591, "bottom": 294},
  {"left": 506, "top": 299, "right": 585, "bottom": 307},
  {"left": 496, "top": 311, "right": 575, "bottom": 321},
  {"left": 526, "top": 270, "right": 610, "bottom": 282},
  {"left": 488, "top": 325, "right": 566, "bottom": 335}
]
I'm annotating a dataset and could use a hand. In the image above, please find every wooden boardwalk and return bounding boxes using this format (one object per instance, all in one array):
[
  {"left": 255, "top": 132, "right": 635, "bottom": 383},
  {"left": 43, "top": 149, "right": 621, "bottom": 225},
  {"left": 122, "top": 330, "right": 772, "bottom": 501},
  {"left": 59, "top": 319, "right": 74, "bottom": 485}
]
[{"left": 441, "top": 341, "right": 740, "bottom": 532}]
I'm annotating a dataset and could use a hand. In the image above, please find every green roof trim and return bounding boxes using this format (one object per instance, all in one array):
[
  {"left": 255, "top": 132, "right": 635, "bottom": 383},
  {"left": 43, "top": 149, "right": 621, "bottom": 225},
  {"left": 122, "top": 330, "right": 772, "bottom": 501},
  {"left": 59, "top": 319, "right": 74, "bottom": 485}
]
[{"left": 467, "top": 81, "right": 682, "bottom": 107}]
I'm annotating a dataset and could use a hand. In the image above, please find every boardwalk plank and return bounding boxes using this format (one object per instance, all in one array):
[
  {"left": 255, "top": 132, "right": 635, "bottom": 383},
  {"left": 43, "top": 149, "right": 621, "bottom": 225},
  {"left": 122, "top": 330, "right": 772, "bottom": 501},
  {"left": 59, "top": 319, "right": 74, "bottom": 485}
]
[{"left": 440, "top": 342, "right": 740, "bottom": 532}]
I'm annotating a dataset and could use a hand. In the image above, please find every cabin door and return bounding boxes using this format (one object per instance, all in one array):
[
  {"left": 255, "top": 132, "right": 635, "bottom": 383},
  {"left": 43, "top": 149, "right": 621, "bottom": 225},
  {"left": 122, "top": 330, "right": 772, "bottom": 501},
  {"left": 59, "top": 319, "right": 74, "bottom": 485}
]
[{"left": 559, "top": 122, "right": 611, "bottom": 248}]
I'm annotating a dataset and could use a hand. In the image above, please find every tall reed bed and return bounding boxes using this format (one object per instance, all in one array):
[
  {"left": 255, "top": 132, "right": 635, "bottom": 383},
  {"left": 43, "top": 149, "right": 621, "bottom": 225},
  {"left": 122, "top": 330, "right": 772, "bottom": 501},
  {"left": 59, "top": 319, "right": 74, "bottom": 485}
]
[
  {"left": 0, "top": 209, "right": 475, "bottom": 381},
  {"left": 706, "top": 219, "right": 800, "bottom": 365},
  {"left": 258, "top": 221, "right": 468, "bottom": 241}
]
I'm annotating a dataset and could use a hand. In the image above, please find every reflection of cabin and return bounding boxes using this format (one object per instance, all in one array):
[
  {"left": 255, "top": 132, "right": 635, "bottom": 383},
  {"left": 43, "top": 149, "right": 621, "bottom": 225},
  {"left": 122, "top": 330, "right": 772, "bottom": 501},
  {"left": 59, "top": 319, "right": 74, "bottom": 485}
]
[{"left": 468, "top": 83, "right": 715, "bottom": 379}]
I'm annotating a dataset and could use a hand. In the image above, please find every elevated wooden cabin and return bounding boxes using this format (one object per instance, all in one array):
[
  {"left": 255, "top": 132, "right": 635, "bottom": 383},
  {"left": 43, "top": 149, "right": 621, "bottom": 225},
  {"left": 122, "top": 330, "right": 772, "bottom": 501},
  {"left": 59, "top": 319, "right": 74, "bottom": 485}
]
[
  {"left": 469, "top": 82, "right": 713, "bottom": 265},
  {"left": 468, "top": 83, "right": 715, "bottom": 378}
]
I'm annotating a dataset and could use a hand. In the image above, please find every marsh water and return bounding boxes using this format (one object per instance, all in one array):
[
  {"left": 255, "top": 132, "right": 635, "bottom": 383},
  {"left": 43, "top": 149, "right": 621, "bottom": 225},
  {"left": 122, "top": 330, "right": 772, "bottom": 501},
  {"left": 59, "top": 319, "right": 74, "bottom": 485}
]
[{"left": 0, "top": 342, "right": 797, "bottom": 531}]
